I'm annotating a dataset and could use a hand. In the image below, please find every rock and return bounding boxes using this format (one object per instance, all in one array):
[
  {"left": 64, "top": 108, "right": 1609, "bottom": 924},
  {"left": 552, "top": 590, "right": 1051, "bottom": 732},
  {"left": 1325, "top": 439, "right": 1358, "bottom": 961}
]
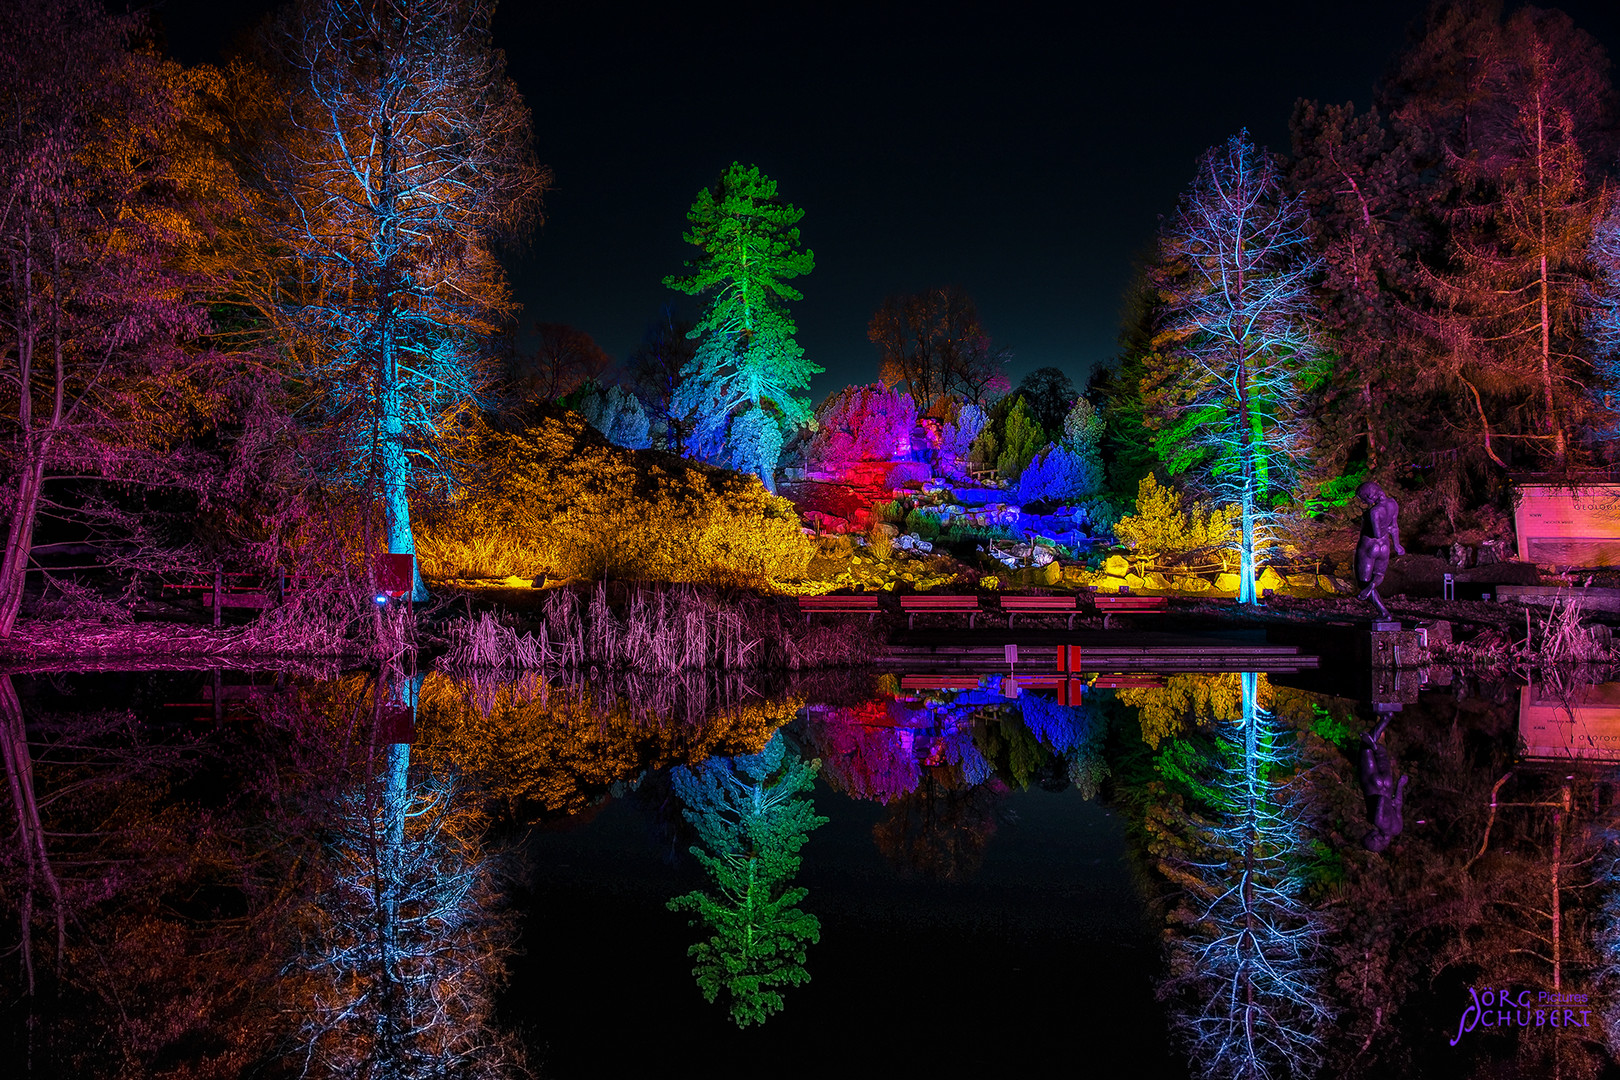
[
  {"left": 1144, "top": 571, "right": 1170, "bottom": 590},
  {"left": 1039, "top": 560, "right": 1062, "bottom": 586},
  {"left": 1175, "top": 575, "right": 1211, "bottom": 592},
  {"left": 1256, "top": 567, "right": 1286, "bottom": 593},
  {"left": 1330, "top": 577, "right": 1353, "bottom": 593},
  {"left": 1104, "top": 554, "right": 1131, "bottom": 576},
  {"left": 914, "top": 539, "right": 933, "bottom": 553},
  {"left": 1457, "top": 560, "right": 1539, "bottom": 586},
  {"left": 1031, "top": 547, "right": 1056, "bottom": 567},
  {"left": 1316, "top": 575, "right": 1341, "bottom": 593},
  {"left": 1124, "top": 573, "right": 1145, "bottom": 589},
  {"left": 1096, "top": 575, "right": 1129, "bottom": 593},
  {"left": 1286, "top": 573, "right": 1319, "bottom": 589},
  {"left": 1063, "top": 566, "right": 1092, "bottom": 585},
  {"left": 1213, "top": 572, "right": 1241, "bottom": 593}
]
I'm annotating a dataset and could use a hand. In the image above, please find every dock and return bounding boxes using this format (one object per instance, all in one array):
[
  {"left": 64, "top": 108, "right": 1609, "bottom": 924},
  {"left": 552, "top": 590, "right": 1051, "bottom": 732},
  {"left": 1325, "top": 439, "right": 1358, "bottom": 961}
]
[{"left": 881, "top": 630, "right": 1318, "bottom": 674}]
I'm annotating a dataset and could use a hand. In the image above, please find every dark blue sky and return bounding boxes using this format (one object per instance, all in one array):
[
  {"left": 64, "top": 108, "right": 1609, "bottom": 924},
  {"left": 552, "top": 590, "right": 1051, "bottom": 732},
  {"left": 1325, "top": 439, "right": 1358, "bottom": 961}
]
[{"left": 159, "top": 0, "right": 1620, "bottom": 401}]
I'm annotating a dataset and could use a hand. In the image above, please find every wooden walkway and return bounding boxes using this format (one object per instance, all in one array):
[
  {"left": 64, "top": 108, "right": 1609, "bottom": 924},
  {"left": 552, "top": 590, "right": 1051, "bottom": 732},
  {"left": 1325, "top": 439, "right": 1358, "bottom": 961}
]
[{"left": 881, "top": 631, "right": 1317, "bottom": 674}]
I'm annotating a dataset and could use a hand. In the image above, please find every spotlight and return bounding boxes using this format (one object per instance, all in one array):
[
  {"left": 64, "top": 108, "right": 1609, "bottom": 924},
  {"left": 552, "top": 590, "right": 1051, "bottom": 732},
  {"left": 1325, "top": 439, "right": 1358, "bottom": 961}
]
[{"left": 374, "top": 593, "right": 389, "bottom": 606}]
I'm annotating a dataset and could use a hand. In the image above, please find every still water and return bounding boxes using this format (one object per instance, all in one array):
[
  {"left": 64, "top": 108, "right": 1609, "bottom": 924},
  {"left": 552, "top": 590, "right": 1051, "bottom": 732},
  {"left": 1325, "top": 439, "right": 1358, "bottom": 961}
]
[{"left": 0, "top": 663, "right": 1616, "bottom": 1079}]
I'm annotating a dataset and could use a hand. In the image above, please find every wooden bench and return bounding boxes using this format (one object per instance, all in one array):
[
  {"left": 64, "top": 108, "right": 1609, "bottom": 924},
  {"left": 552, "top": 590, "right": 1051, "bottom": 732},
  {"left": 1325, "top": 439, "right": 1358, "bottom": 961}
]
[
  {"left": 1091, "top": 594, "right": 1169, "bottom": 629},
  {"left": 1001, "top": 594, "right": 1079, "bottom": 629},
  {"left": 899, "top": 594, "right": 982, "bottom": 629},
  {"left": 799, "top": 594, "right": 881, "bottom": 622}
]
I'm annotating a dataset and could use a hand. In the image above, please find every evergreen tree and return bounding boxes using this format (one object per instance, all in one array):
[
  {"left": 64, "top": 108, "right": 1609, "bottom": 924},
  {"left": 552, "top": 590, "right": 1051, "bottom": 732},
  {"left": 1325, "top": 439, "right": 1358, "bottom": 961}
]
[
  {"left": 627, "top": 307, "right": 696, "bottom": 452},
  {"left": 995, "top": 396, "right": 1045, "bottom": 480},
  {"left": 666, "top": 732, "right": 827, "bottom": 1027},
  {"left": 665, "top": 164, "right": 818, "bottom": 492},
  {"left": 1146, "top": 131, "right": 1320, "bottom": 605}
]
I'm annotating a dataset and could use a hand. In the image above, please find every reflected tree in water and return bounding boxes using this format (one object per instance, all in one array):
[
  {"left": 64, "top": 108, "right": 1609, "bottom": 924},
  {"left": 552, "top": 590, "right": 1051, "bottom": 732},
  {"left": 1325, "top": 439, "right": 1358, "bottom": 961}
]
[
  {"left": 1153, "top": 672, "right": 1330, "bottom": 1080},
  {"left": 666, "top": 731, "right": 827, "bottom": 1027},
  {"left": 283, "top": 671, "right": 521, "bottom": 1079},
  {"left": 1018, "top": 693, "right": 1109, "bottom": 798},
  {"left": 806, "top": 701, "right": 922, "bottom": 804},
  {"left": 872, "top": 770, "right": 1007, "bottom": 881}
]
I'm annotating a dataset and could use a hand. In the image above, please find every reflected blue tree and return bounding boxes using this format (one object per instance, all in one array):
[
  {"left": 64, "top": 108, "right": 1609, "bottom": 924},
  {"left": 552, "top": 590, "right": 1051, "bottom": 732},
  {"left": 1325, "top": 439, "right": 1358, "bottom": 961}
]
[
  {"left": 1018, "top": 693, "right": 1109, "bottom": 798},
  {"left": 286, "top": 670, "right": 519, "bottom": 1078},
  {"left": 1157, "top": 673, "right": 1330, "bottom": 1079},
  {"left": 667, "top": 731, "right": 827, "bottom": 1027}
]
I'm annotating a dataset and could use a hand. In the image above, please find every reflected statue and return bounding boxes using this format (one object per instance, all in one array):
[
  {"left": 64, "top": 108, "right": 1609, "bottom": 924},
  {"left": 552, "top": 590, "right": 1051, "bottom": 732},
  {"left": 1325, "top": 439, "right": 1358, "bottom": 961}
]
[
  {"left": 1354, "top": 481, "right": 1404, "bottom": 618},
  {"left": 1357, "top": 714, "right": 1407, "bottom": 852}
]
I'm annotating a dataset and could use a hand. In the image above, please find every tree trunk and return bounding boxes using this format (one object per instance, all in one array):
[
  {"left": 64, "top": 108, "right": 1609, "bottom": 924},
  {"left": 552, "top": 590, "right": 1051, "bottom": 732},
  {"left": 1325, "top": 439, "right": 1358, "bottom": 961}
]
[
  {"left": 0, "top": 674, "right": 65, "bottom": 996},
  {"left": 0, "top": 452, "right": 47, "bottom": 636}
]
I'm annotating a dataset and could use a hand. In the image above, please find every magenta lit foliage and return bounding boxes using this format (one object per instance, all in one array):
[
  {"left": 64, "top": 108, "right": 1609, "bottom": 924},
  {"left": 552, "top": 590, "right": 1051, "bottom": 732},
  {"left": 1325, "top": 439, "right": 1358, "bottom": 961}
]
[
  {"left": 808, "top": 383, "right": 918, "bottom": 476},
  {"left": 807, "top": 702, "right": 922, "bottom": 804}
]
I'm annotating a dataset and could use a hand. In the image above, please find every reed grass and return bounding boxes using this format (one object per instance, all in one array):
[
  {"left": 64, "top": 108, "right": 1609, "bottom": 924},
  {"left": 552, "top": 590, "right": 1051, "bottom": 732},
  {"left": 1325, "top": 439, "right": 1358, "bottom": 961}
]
[{"left": 438, "top": 582, "right": 878, "bottom": 672}]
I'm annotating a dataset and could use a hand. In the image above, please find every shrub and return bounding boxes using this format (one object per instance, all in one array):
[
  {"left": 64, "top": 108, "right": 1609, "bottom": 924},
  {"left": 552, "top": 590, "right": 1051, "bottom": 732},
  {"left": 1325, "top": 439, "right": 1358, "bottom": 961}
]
[
  {"left": 1015, "top": 442, "right": 1101, "bottom": 504},
  {"left": 808, "top": 383, "right": 917, "bottom": 474},
  {"left": 903, "top": 509, "right": 940, "bottom": 541},
  {"left": 1111, "top": 474, "right": 1237, "bottom": 561},
  {"left": 995, "top": 396, "right": 1045, "bottom": 479},
  {"left": 938, "top": 402, "right": 987, "bottom": 479},
  {"left": 416, "top": 410, "right": 812, "bottom": 585}
]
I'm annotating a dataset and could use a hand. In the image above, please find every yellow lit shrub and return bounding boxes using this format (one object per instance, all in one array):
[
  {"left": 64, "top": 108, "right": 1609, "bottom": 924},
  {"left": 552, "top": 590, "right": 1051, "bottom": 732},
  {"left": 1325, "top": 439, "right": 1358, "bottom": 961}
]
[
  {"left": 1118, "top": 672, "right": 1274, "bottom": 749},
  {"left": 415, "top": 411, "right": 813, "bottom": 586},
  {"left": 1112, "top": 474, "right": 1238, "bottom": 561}
]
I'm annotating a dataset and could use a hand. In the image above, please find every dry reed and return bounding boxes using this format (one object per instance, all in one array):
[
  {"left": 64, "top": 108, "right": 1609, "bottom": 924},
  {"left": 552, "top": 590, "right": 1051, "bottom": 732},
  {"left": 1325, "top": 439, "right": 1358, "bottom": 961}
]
[{"left": 438, "top": 582, "right": 879, "bottom": 673}]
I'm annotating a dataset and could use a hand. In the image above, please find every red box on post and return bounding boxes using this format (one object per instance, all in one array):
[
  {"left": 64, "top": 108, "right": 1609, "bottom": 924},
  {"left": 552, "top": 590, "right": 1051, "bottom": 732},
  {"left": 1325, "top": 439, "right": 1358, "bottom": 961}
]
[{"left": 377, "top": 553, "right": 415, "bottom": 599}]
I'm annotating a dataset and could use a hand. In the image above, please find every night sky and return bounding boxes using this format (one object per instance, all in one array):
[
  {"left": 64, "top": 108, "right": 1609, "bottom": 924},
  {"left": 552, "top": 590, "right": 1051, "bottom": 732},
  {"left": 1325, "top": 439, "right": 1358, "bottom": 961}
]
[{"left": 155, "top": 0, "right": 1620, "bottom": 401}]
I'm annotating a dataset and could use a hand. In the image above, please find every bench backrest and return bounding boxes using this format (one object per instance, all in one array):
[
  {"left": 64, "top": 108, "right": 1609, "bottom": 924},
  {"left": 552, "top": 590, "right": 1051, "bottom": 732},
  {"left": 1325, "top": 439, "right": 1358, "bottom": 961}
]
[
  {"left": 899, "top": 595, "right": 980, "bottom": 608},
  {"left": 799, "top": 595, "right": 880, "bottom": 607},
  {"left": 1093, "top": 596, "right": 1168, "bottom": 610},
  {"left": 1001, "top": 596, "right": 1076, "bottom": 609}
]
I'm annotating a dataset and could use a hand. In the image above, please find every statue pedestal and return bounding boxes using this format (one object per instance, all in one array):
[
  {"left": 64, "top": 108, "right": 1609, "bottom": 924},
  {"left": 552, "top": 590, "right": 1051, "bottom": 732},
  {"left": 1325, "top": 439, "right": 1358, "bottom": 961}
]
[{"left": 1369, "top": 619, "right": 1402, "bottom": 632}]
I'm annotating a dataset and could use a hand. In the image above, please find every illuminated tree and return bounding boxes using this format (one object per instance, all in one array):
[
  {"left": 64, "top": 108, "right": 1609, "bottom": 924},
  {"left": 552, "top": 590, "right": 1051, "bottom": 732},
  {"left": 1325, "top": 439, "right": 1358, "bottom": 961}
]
[
  {"left": 807, "top": 383, "right": 917, "bottom": 475},
  {"left": 0, "top": 1, "right": 225, "bottom": 633},
  {"left": 666, "top": 163, "right": 817, "bottom": 492},
  {"left": 578, "top": 383, "right": 651, "bottom": 449},
  {"left": 1146, "top": 131, "right": 1320, "bottom": 604},
  {"left": 994, "top": 396, "right": 1045, "bottom": 479},
  {"left": 666, "top": 731, "right": 827, "bottom": 1027},
  {"left": 260, "top": 0, "right": 548, "bottom": 599},
  {"left": 1430, "top": 7, "right": 1614, "bottom": 468},
  {"left": 805, "top": 702, "right": 922, "bottom": 804},
  {"left": 869, "top": 286, "right": 1010, "bottom": 411},
  {"left": 1153, "top": 673, "right": 1330, "bottom": 1080}
]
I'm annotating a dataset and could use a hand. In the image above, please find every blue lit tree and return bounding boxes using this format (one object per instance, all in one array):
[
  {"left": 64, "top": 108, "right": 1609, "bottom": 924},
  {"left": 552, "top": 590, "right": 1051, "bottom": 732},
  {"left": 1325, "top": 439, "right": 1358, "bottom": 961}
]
[
  {"left": 1590, "top": 197, "right": 1620, "bottom": 434},
  {"left": 1154, "top": 672, "right": 1331, "bottom": 1080},
  {"left": 263, "top": 0, "right": 548, "bottom": 598},
  {"left": 665, "top": 164, "right": 818, "bottom": 491},
  {"left": 666, "top": 731, "right": 827, "bottom": 1027},
  {"left": 1146, "top": 132, "right": 1321, "bottom": 604}
]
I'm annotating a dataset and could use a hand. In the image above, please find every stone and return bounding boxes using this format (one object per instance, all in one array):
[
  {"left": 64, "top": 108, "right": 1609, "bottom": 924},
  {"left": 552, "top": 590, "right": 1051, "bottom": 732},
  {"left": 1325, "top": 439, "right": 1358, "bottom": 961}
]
[
  {"left": 1062, "top": 566, "right": 1092, "bottom": 585},
  {"left": 1315, "top": 575, "right": 1340, "bottom": 593},
  {"left": 1104, "top": 554, "right": 1131, "bottom": 576},
  {"left": 1096, "top": 575, "right": 1129, "bottom": 593},
  {"left": 1039, "top": 560, "right": 1062, "bottom": 586},
  {"left": 1286, "top": 573, "right": 1319, "bottom": 589},
  {"left": 1144, "top": 571, "right": 1170, "bottom": 590},
  {"left": 1213, "top": 572, "right": 1241, "bottom": 593},
  {"left": 1124, "top": 573, "right": 1145, "bottom": 589},
  {"left": 1175, "top": 575, "right": 1211, "bottom": 592},
  {"left": 1256, "top": 566, "right": 1286, "bottom": 593}
]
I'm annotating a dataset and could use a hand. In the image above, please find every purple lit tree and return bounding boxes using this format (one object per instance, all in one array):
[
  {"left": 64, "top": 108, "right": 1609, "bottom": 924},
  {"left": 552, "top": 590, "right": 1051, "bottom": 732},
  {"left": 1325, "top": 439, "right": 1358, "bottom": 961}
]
[
  {"left": 259, "top": 0, "right": 548, "bottom": 599},
  {"left": 0, "top": 1, "right": 224, "bottom": 634},
  {"left": 1146, "top": 132, "right": 1321, "bottom": 604},
  {"left": 807, "top": 383, "right": 918, "bottom": 476}
]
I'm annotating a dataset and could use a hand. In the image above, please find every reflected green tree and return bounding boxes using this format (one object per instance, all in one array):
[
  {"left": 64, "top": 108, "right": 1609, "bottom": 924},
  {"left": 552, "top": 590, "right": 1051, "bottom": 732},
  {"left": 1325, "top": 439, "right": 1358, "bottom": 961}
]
[{"left": 667, "top": 731, "right": 827, "bottom": 1027}]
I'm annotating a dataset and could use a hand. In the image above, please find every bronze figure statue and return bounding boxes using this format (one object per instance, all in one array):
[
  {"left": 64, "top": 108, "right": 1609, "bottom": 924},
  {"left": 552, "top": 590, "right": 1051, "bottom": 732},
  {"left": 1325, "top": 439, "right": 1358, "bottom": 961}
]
[
  {"left": 1357, "top": 714, "right": 1406, "bottom": 852},
  {"left": 1354, "top": 481, "right": 1404, "bottom": 619}
]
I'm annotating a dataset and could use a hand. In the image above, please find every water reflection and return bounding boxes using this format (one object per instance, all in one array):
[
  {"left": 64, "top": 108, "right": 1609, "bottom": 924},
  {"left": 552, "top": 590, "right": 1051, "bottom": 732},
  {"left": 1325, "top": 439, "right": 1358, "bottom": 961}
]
[
  {"left": 666, "top": 731, "right": 826, "bottom": 1027},
  {"left": 7, "top": 662, "right": 1620, "bottom": 1076}
]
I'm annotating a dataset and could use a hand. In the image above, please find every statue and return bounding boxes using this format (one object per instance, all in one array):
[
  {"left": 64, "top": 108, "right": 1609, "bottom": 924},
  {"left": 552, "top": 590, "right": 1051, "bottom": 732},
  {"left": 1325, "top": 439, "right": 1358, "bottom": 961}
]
[
  {"left": 1357, "top": 714, "right": 1407, "bottom": 852},
  {"left": 1354, "top": 481, "right": 1404, "bottom": 619}
]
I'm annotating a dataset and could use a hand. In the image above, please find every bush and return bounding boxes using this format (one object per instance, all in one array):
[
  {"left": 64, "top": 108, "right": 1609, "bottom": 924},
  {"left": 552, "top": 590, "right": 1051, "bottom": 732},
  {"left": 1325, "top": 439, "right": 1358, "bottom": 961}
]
[
  {"left": 903, "top": 509, "right": 940, "bottom": 541},
  {"left": 1015, "top": 442, "right": 1101, "bottom": 504},
  {"left": 996, "top": 396, "right": 1045, "bottom": 479},
  {"left": 417, "top": 410, "right": 812, "bottom": 586},
  {"left": 808, "top": 383, "right": 917, "bottom": 473},
  {"left": 886, "top": 461, "right": 931, "bottom": 488},
  {"left": 1111, "top": 475, "right": 1237, "bottom": 561}
]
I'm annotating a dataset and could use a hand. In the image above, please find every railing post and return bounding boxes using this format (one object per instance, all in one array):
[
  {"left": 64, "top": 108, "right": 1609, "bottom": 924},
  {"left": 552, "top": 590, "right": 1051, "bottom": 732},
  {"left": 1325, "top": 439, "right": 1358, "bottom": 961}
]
[{"left": 213, "top": 565, "right": 222, "bottom": 627}]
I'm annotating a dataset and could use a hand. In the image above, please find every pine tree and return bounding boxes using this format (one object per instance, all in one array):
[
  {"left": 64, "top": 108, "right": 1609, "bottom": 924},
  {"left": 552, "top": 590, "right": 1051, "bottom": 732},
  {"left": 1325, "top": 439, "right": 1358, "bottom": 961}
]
[
  {"left": 995, "top": 396, "right": 1046, "bottom": 480},
  {"left": 666, "top": 732, "right": 827, "bottom": 1027},
  {"left": 1146, "top": 131, "right": 1321, "bottom": 605},
  {"left": 665, "top": 163, "right": 818, "bottom": 492}
]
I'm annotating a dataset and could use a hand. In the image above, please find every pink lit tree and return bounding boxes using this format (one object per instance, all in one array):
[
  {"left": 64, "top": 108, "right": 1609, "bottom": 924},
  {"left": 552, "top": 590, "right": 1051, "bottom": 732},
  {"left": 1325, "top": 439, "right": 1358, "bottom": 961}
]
[{"left": 807, "top": 383, "right": 918, "bottom": 476}]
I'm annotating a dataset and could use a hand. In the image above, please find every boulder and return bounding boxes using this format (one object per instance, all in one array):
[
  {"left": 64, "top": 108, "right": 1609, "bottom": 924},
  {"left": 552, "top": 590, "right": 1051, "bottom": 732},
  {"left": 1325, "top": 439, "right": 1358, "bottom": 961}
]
[
  {"left": 1256, "top": 566, "right": 1287, "bottom": 593},
  {"left": 1124, "top": 573, "right": 1145, "bottom": 589},
  {"left": 1062, "top": 566, "right": 1092, "bottom": 585},
  {"left": 1144, "top": 571, "right": 1170, "bottom": 590},
  {"left": 1039, "top": 560, "right": 1063, "bottom": 586},
  {"left": 1175, "top": 575, "right": 1211, "bottom": 592},
  {"left": 1096, "top": 575, "right": 1130, "bottom": 593},
  {"left": 1212, "top": 572, "right": 1241, "bottom": 593},
  {"left": 1286, "top": 573, "right": 1319, "bottom": 589},
  {"left": 1104, "top": 554, "right": 1131, "bottom": 576}
]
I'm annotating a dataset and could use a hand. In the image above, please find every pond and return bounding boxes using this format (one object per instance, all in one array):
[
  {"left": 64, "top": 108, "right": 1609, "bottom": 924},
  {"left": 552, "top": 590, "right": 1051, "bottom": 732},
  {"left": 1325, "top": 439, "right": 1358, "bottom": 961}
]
[{"left": 0, "top": 661, "right": 1616, "bottom": 1079}]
